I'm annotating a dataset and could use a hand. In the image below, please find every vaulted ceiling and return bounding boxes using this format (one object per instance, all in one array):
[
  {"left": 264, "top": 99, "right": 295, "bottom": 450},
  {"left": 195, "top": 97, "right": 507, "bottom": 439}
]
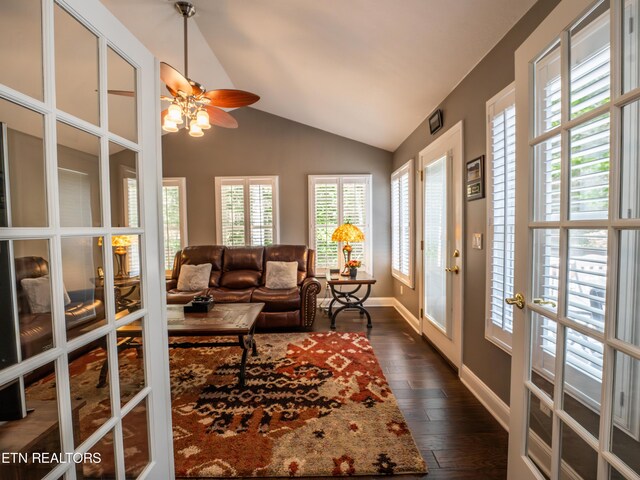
[{"left": 103, "top": 0, "right": 537, "bottom": 151}]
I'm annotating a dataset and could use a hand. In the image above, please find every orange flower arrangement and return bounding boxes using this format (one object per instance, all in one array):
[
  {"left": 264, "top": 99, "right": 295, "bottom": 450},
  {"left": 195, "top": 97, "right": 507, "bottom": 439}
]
[{"left": 347, "top": 260, "right": 361, "bottom": 268}]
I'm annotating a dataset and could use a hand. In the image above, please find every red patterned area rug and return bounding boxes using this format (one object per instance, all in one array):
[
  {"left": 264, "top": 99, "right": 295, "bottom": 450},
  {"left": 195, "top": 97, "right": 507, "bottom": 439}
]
[{"left": 172, "top": 332, "right": 427, "bottom": 478}]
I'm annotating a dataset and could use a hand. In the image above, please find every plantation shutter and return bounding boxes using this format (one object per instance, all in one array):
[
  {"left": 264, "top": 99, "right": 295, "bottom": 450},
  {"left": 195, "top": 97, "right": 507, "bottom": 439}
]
[
  {"left": 312, "top": 179, "right": 339, "bottom": 271},
  {"left": 342, "top": 178, "right": 369, "bottom": 266},
  {"left": 534, "top": 30, "right": 613, "bottom": 406},
  {"left": 488, "top": 104, "right": 516, "bottom": 338},
  {"left": 220, "top": 182, "right": 246, "bottom": 246},
  {"left": 391, "top": 161, "right": 412, "bottom": 285},
  {"left": 162, "top": 184, "right": 181, "bottom": 271},
  {"left": 125, "top": 177, "right": 140, "bottom": 276},
  {"left": 249, "top": 179, "right": 275, "bottom": 246}
]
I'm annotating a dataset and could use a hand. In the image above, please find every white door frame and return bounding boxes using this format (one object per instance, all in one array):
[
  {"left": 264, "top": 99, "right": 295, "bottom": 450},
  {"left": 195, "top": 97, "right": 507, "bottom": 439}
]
[
  {"left": 0, "top": 1, "right": 173, "bottom": 478},
  {"left": 417, "top": 121, "right": 464, "bottom": 369}
]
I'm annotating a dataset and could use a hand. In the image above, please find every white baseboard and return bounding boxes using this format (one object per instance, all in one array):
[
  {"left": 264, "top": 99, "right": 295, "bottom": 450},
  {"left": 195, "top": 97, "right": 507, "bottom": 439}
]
[
  {"left": 460, "top": 364, "right": 510, "bottom": 431},
  {"left": 392, "top": 299, "right": 421, "bottom": 334},
  {"left": 363, "top": 297, "right": 395, "bottom": 307}
]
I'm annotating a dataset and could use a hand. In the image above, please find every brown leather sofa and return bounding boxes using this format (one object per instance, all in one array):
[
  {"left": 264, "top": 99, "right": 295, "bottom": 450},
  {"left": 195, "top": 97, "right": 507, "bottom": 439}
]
[
  {"left": 166, "top": 245, "right": 321, "bottom": 329},
  {"left": 16, "top": 256, "right": 106, "bottom": 362}
]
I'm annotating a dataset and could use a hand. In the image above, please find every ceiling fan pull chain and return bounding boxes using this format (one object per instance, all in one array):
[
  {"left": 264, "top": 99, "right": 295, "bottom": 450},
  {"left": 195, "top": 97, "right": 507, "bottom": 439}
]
[{"left": 183, "top": 13, "right": 188, "bottom": 78}]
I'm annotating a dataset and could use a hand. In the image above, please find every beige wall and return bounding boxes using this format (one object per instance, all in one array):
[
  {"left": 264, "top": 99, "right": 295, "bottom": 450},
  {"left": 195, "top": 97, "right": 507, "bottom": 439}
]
[
  {"left": 392, "top": 0, "right": 560, "bottom": 403},
  {"left": 161, "top": 108, "right": 394, "bottom": 297}
]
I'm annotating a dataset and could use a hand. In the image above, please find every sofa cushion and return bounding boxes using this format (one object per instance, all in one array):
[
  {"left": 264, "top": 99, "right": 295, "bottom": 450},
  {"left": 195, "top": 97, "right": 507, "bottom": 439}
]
[
  {"left": 166, "top": 289, "right": 209, "bottom": 305},
  {"left": 251, "top": 287, "right": 300, "bottom": 312},
  {"left": 264, "top": 245, "right": 309, "bottom": 285},
  {"left": 175, "top": 246, "right": 224, "bottom": 287},
  {"left": 220, "top": 247, "right": 263, "bottom": 288},
  {"left": 265, "top": 261, "right": 298, "bottom": 289},
  {"left": 209, "top": 287, "right": 253, "bottom": 303},
  {"left": 177, "top": 263, "right": 212, "bottom": 291},
  {"left": 20, "top": 275, "right": 71, "bottom": 313}
]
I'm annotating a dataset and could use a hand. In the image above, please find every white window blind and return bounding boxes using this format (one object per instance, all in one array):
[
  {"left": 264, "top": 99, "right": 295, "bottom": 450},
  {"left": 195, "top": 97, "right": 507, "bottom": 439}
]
[
  {"left": 485, "top": 85, "right": 516, "bottom": 351},
  {"left": 124, "top": 176, "right": 140, "bottom": 276},
  {"left": 391, "top": 160, "right": 413, "bottom": 287},
  {"left": 308, "top": 175, "right": 372, "bottom": 274},
  {"left": 215, "top": 176, "right": 279, "bottom": 247},
  {"left": 162, "top": 178, "right": 187, "bottom": 273}
]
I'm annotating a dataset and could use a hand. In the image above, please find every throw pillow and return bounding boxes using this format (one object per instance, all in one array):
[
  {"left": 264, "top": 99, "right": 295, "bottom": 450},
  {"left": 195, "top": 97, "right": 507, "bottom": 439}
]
[
  {"left": 21, "top": 275, "right": 72, "bottom": 314},
  {"left": 177, "top": 263, "right": 212, "bottom": 291},
  {"left": 265, "top": 261, "right": 298, "bottom": 289}
]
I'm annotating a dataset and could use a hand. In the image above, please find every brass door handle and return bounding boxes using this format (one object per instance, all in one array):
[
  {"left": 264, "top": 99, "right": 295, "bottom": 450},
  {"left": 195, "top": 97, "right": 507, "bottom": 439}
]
[
  {"left": 533, "top": 298, "right": 557, "bottom": 308},
  {"left": 505, "top": 293, "right": 525, "bottom": 310},
  {"left": 445, "top": 266, "right": 460, "bottom": 274}
]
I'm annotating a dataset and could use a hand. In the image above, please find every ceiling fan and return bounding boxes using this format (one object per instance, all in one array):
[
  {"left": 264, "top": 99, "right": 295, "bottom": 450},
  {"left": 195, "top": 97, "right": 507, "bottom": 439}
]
[{"left": 109, "top": 1, "right": 260, "bottom": 137}]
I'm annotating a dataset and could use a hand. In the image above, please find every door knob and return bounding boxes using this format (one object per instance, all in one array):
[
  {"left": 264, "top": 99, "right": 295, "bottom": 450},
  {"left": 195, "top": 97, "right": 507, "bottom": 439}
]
[
  {"left": 445, "top": 266, "right": 460, "bottom": 274},
  {"left": 505, "top": 293, "right": 525, "bottom": 310}
]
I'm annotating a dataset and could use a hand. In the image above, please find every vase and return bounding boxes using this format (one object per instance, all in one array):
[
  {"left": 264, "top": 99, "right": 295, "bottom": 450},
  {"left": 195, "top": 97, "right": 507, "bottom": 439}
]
[{"left": 349, "top": 267, "right": 357, "bottom": 279}]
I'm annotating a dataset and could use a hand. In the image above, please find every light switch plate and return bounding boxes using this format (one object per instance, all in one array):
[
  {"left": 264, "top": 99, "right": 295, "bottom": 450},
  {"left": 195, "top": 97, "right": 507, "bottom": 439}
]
[{"left": 472, "top": 233, "right": 483, "bottom": 250}]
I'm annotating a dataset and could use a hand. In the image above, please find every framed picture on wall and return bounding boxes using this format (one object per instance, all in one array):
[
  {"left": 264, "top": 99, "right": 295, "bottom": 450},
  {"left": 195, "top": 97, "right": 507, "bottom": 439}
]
[
  {"left": 466, "top": 155, "right": 484, "bottom": 201},
  {"left": 428, "top": 109, "right": 443, "bottom": 135}
]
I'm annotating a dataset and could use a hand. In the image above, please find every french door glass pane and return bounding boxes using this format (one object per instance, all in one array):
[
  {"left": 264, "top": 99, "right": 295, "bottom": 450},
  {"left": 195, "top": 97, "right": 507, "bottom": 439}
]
[
  {"left": 567, "top": 229, "right": 608, "bottom": 331},
  {"left": 57, "top": 121, "right": 102, "bottom": 227},
  {"left": 534, "top": 42, "right": 561, "bottom": 136},
  {"left": 0, "top": 0, "right": 43, "bottom": 100},
  {"left": 532, "top": 229, "right": 560, "bottom": 314},
  {"left": 2, "top": 361, "right": 61, "bottom": 479},
  {"left": 620, "top": 100, "right": 640, "bottom": 219},
  {"left": 563, "top": 325, "right": 603, "bottom": 434},
  {"left": 0, "top": 98, "right": 48, "bottom": 227},
  {"left": 107, "top": 47, "right": 138, "bottom": 142},
  {"left": 424, "top": 156, "right": 447, "bottom": 331},
  {"left": 110, "top": 142, "right": 139, "bottom": 228},
  {"left": 54, "top": 4, "right": 100, "bottom": 125},
  {"left": 616, "top": 230, "right": 640, "bottom": 348},
  {"left": 560, "top": 421, "right": 598, "bottom": 480},
  {"left": 68, "top": 341, "right": 112, "bottom": 448},
  {"left": 526, "top": 390, "right": 553, "bottom": 477},
  {"left": 61, "top": 236, "right": 106, "bottom": 341},
  {"left": 569, "top": 1, "right": 610, "bottom": 119},
  {"left": 119, "top": 319, "right": 145, "bottom": 407},
  {"left": 531, "top": 312, "right": 556, "bottom": 400},
  {"left": 610, "top": 350, "right": 640, "bottom": 476},
  {"left": 110, "top": 235, "right": 142, "bottom": 317},
  {"left": 122, "top": 397, "right": 150, "bottom": 477},
  {"left": 569, "top": 114, "right": 610, "bottom": 220},
  {"left": 533, "top": 136, "right": 561, "bottom": 222},
  {"left": 622, "top": 0, "right": 640, "bottom": 93},
  {"left": 83, "top": 428, "right": 116, "bottom": 479}
]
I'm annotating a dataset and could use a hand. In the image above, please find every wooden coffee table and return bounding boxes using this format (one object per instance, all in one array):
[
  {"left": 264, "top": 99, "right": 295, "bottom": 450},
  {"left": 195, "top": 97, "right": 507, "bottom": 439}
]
[{"left": 100, "top": 303, "right": 264, "bottom": 388}]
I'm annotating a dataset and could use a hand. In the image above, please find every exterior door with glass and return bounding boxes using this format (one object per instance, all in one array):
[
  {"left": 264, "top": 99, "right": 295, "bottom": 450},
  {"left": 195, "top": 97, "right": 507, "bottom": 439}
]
[
  {"left": 0, "top": 0, "right": 173, "bottom": 478},
  {"left": 509, "top": 0, "right": 640, "bottom": 479},
  {"left": 420, "top": 122, "right": 463, "bottom": 368}
]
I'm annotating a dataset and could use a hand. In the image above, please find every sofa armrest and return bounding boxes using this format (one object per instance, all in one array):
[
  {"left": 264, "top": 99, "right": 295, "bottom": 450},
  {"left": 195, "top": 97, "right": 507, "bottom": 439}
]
[
  {"left": 300, "top": 276, "right": 321, "bottom": 328},
  {"left": 166, "top": 279, "right": 177, "bottom": 291}
]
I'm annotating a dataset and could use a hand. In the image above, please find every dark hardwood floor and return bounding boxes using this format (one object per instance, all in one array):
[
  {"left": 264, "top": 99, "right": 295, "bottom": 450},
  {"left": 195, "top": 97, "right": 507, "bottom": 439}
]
[{"left": 312, "top": 305, "right": 509, "bottom": 479}]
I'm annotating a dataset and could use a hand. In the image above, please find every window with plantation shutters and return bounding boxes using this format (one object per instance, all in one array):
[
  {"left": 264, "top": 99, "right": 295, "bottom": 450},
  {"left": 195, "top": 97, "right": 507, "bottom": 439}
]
[
  {"left": 391, "top": 160, "right": 413, "bottom": 287},
  {"left": 162, "top": 178, "right": 188, "bottom": 273},
  {"left": 485, "top": 84, "right": 516, "bottom": 352},
  {"left": 308, "top": 175, "right": 372, "bottom": 274},
  {"left": 214, "top": 176, "right": 279, "bottom": 247}
]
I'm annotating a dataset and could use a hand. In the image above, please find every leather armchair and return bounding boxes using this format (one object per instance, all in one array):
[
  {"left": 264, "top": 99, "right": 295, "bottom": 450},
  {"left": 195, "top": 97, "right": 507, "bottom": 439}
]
[{"left": 167, "top": 245, "right": 321, "bottom": 329}]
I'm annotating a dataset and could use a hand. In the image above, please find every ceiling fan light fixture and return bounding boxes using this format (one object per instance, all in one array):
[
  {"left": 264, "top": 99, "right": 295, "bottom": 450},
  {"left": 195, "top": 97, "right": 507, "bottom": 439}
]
[
  {"left": 196, "top": 109, "right": 210, "bottom": 129},
  {"left": 162, "top": 117, "right": 179, "bottom": 133},
  {"left": 167, "top": 103, "right": 184, "bottom": 124},
  {"left": 189, "top": 123, "right": 204, "bottom": 137}
]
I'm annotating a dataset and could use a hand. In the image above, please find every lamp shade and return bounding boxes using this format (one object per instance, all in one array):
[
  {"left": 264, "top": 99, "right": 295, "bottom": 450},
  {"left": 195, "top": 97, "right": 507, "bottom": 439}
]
[{"left": 331, "top": 222, "right": 365, "bottom": 243}]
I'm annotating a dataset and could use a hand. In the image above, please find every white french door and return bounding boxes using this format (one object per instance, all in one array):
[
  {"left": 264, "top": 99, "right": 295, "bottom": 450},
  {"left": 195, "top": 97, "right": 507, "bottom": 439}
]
[
  {"left": 0, "top": 0, "right": 173, "bottom": 478},
  {"left": 510, "top": 0, "right": 640, "bottom": 479},
  {"left": 419, "top": 122, "right": 463, "bottom": 369}
]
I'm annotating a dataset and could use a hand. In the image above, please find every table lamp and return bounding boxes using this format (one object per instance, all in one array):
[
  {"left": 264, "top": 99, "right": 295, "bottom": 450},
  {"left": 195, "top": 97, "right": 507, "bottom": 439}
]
[
  {"left": 331, "top": 222, "right": 365, "bottom": 276},
  {"left": 98, "top": 235, "right": 132, "bottom": 279}
]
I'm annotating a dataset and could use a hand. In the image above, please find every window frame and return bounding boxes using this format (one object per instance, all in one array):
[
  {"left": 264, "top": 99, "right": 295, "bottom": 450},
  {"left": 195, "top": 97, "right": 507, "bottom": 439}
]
[
  {"left": 485, "top": 82, "right": 516, "bottom": 354},
  {"left": 214, "top": 175, "right": 280, "bottom": 247},
  {"left": 391, "top": 159, "right": 414, "bottom": 288},
  {"left": 162, "top": 177, "right": 188, "bottom": 275},
  {"left": 308, "top": 174, "right": 372, "bottom": 274}
]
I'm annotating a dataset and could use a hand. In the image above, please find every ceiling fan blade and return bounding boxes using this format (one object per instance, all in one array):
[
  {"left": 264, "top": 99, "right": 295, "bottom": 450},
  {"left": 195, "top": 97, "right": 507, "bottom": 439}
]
[
  {"left": 108, "top": 89, "right": 135, "bottom": 97},
  {"left": 204, "top": 89, "right": 260, "bottom": 108},
  {"left": 205, "top": 105, "right": 238, "bottom": 129},
  {"left": 160, "top": 62, "right": 192, "bottom": 96}
]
